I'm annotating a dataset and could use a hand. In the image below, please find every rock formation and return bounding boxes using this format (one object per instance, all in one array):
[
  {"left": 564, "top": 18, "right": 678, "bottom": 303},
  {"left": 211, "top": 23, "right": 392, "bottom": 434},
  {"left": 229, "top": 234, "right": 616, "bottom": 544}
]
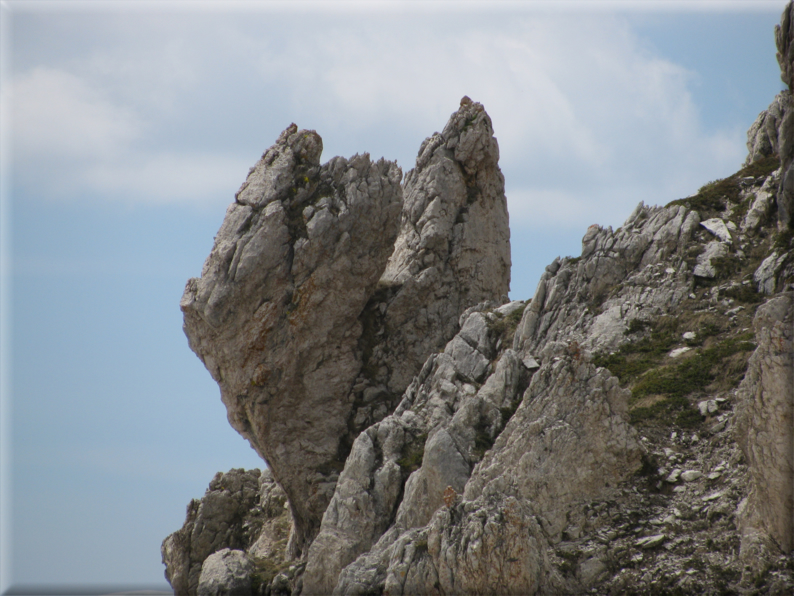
[
  {"left": 180, "top": 125, "right": 403, "bottom": 557},
  {"left": 177, "top": 98, "right": 510, "bottom": 562},
  {"left": 771, "top": 2, "right": 794, "bottom": 231},
  {"left": 162, "top": 468, "right": 288, "bottom": 595},
  {"left": 373, "top": 96, "right": 511, "bottom": 398},
  {"left": 165, "top": 7, "right": 794, "bottom": 594}
]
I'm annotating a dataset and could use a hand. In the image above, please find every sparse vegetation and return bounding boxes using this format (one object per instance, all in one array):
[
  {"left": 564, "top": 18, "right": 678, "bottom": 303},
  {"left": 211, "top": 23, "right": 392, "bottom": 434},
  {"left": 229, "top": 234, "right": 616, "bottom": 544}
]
[
  {"left": 473, "top": 417, "right": 495, "bottom": 459},
  {"left": 488, "top": 304, "right": 527, "bottom": 345},
  {"left": 666, "top": 154, "right": 780, "bottom": 218},
  {"left": 722, "top": 283, "right": 764, "bottom": 304},
  {"left": 594, "top": 308, "right": 755, "bottom": 428},
  {"left": 250, "top": 552, "right": 290, "bottom": 594},
  {"left": 398, "top": 435, "right": 427, "bottom": 474}
]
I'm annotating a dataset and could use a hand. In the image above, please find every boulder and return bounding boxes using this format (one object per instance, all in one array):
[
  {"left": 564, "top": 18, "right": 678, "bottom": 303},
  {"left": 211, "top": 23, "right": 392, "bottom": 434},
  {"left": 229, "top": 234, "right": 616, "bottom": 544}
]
[
  {"left": 161, "top": 469, "right": 273, "bottom": 595},
  {"left": 197, "top": 549, "right": 255, "bottom": 596}
]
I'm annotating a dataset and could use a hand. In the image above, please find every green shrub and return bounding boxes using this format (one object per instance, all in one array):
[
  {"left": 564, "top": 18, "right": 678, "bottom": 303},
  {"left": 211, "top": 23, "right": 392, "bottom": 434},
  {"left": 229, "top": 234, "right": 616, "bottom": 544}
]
[{"left": 398, "top": 435, "right": 427, "bottom": 474}]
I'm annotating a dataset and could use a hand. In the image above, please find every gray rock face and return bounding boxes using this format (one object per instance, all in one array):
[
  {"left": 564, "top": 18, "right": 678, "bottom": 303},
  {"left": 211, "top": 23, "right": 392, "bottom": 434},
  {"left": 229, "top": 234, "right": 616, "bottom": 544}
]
[
  {"left": 513, "top": 202, "right": 699, "bottom": 357},
  {"left": 776, "top": 2, "right": 794, "bottom": 230},
  {"left": 360, "top": 96, "right": 511, "bottom": 411},
  {"left": 167, "top": 13, "right": 794, "bottom": 590},
  {"left": 778, "top": 3, "right": 794, "bottom": 92},
  {"left": 197, "top": 549, "right": 255, "bottom": 596},
  {"left": 181, "top": 124, "right": 403, "bottom": 557},
  {"left": 746, "top": 93, "right": 788, "bottom": 166},
  {"left": 180, "top": 100, "right": 511, "bottom": 561},
  {"left": 735, "top": 292, "right": 793, "bottom": 564},
  {"left": 161, "top": 468, "right": 277, "bottom": 595},
  {"left": 754, "top": 251, "right": 790, "bottom": 294},
  {"left": 303, "top": 306, "right": 523, "bottom": 594},
  {"left": 463, "top": 344, "right": 643, "bottom": 537},
  {"left": 333, "top": 345, "right": 642, "bottom": 595},
  {"left": 742, "top": 171, "right": 779, "bottom": 233},
  {"left": 694, "top": 240, "right": 729, "bottom": 279}
]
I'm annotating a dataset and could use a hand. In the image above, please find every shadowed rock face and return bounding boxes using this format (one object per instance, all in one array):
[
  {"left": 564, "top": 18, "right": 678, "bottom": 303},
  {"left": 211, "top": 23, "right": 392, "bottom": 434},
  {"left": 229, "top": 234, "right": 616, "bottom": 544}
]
[{"left": 181, "top": 124, "right": 403, "bottom": 557}]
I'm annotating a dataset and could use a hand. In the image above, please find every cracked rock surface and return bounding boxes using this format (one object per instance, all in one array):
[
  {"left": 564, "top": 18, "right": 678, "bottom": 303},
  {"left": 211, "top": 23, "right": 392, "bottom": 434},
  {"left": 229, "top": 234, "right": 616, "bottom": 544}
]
[
  {"left": 180, "top": 123, "right": 403, "bottom": 557},
  {"left": 735, "top": 292, "right": 793, "bottom": 564}
]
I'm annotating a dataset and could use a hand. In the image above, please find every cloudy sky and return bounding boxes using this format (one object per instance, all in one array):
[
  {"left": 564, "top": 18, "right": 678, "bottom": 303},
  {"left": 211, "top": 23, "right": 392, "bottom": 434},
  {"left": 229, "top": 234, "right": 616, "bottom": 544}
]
[{"left": 1, "top": 0, "right": 788, "bottom": 590}]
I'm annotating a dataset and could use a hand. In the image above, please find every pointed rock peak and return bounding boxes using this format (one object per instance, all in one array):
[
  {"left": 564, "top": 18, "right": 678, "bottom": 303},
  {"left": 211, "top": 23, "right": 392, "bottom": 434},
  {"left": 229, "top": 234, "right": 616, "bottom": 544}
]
[
  {"left": 371, "top": 99, "right": 511, "bottom": 396},
  {"left": 235, "top": 124, "right": 323, "bottom": 208},
  {"left": 777, "top": 1, "right": 794, "bottom": 91}
]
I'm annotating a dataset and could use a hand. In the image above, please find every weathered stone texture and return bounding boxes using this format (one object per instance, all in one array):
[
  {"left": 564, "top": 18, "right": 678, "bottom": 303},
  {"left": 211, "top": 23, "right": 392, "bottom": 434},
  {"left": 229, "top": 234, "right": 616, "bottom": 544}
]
[
  {"left": 180, "top": 124, "right": 402, "bottom": 557},
  {"left": 513, "top": 202, "right": 699, "bottom": 358},
  {"left": 746, "top": 93, "right": 789, "bottom": 167},
  {"left": 464, "top": 344, "right": 643, "bottom": 537},
  {"left": 356, "top": 96, "right": 512, "bottom": 422},
  {"left": 303, "top": 306, "right": 521, "bottom": 594},
  {"left": 333, "top": 345, "right": 641, "bottom": 595},
  {"left": 179, "top": 100, "right": 512, "bottom": 563},
  {"left": 735, "top": 292, "right": 794, "bottom": 563},
  {"left": 165, "top": 12, "right": 794, "bottom": 587},
  {"left": 197, "top": 548, "right": 255, "bottom": 596},
  {"left": 161, "top": 468, "right": 274, "bottom": 595},
  {"left": 776, "top": 2, "right": 794, "bottom": 230}
]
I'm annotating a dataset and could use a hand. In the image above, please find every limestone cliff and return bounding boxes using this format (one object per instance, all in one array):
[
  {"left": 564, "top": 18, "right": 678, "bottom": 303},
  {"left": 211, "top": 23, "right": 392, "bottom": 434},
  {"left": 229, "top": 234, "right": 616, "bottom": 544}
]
[{"left": 164, "top": 6, "right": 794, "bottom": 594}]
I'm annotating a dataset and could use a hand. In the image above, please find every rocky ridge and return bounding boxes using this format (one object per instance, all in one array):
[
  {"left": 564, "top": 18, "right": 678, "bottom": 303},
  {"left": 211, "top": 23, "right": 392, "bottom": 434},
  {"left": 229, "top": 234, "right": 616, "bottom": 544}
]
[{"left": 164, "top": 7, "right": 794, "bottom": 595}]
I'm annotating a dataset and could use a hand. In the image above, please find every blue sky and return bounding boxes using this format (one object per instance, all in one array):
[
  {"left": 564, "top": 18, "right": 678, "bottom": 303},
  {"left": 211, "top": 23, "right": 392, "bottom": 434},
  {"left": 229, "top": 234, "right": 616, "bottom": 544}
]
[{"left": 0, "top": 0, "right": 788, "bottom": 590}]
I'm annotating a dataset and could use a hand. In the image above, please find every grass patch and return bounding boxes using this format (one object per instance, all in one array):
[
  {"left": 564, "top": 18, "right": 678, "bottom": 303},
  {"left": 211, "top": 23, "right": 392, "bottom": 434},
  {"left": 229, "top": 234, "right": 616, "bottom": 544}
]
[
  {"left": 489, "top": 304, "right": 526, "bottom": 344},
  {"left": 710, "top": 254, "right": 743, "bottom": 280},
  {"left": 250, "top": 555, "right": 290, "bottom": 594},
  {"left": 625, "top": 318, "right": 650, "bottom": 334},
  {"left": 596, "top": 311, "right": 754, "bottom": 428},
  {"left": 722, "top": 283, "right": 764, "bottom": 304},
  {"left": 397, "top": 435, "right": 427, "bottom": 475},
  {"left": 472, "top": 417, "right": 495, "bottom": 459},
  {"left": 666, "top": 155, "right": 780, "bottom": 218},
  {"left": 631, "top": 333, "right": 755, "bottom": 400},
  {"left": 742, "top": 154, "right": 782, "bottom": 179},
  {"left": 774, "top": 227, "right": 794, "bottom": 251},
  {"left": 593, "top": 319, "right": 678, "bottom": 384}
]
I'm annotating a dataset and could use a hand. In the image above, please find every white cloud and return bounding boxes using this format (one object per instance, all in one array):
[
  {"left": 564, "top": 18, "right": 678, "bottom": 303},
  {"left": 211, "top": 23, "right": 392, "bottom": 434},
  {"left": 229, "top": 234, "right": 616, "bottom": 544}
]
[
  {"left": 5, "top": 10, "right": 751, "bottom": 217},
  {"left": 6, "top": 65, "right": 251, "bottom": 204},
  {"left": 7, "top": 66, "right": 140, "bottom": 162},
  {"left": 241, "top": 15, "right": 746, "bottom": 227},
  {"left": 83, "top": 152, "right": 252, "bottom": 204}
]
